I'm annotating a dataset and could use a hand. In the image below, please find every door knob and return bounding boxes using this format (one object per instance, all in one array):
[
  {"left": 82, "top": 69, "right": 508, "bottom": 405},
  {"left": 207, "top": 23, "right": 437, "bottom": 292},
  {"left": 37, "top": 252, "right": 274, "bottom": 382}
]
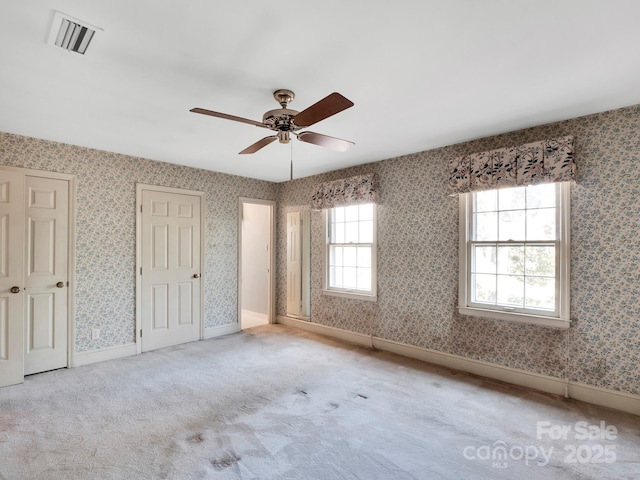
[
  {"left": 10, "top": 286, "right": 20, "bottom": 294},
  {"left": 193, "top": 274, "right": 201, "bottom": 279},
  {"left": 56, "top": 281, "right": 65, "bottom": 288}
]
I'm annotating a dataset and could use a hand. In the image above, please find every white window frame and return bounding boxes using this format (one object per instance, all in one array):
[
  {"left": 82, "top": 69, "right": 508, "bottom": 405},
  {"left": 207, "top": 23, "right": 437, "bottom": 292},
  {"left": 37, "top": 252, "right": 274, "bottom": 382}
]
[
  {"left": 458, "top": 182, "right": 570, "bottom": 329},
  {"left": 323, "top": 204, "right": 377, "bottom": 302}
]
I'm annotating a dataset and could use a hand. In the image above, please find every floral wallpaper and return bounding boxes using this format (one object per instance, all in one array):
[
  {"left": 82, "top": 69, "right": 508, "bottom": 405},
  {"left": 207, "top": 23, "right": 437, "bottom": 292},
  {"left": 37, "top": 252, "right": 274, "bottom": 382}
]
[
  {"left": 0, "top": 133, "right": 277, "bottom": 353},
  {"left": 2, "top": 103, "right": 639, "bottom": 398},
  {"left": 277, "top": 104, "right": 640, "bottom": 396}
]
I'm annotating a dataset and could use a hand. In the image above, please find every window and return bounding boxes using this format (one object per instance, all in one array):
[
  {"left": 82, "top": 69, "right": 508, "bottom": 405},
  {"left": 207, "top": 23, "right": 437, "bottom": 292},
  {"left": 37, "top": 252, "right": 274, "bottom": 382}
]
[
  {"left": 458, "top": 182, "right": 570, "bottom": 328},
  {"left": 324, "top": 203, "right": 377, "bottom": 300}
]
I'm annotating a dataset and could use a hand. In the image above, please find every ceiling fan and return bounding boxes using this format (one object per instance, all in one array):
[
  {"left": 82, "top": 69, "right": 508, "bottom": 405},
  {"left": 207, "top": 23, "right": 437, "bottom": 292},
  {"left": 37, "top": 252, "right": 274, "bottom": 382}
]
[{"left": 190, "top": 89, "right": 355, "bottom": 154}]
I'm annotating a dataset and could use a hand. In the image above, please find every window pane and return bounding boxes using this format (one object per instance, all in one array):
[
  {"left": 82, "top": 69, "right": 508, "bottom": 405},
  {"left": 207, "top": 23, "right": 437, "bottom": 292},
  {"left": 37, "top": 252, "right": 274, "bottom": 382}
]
[
  {"left": 525, "top": 276, "right": 555, "bottom": 310},
  {"left": 498, "top": 210, "right": 525, "bottom": 241},
  {"left": 465, "top": 182, "right": 566, "bottom": 317},
  {"left": 497, "top": 275, "right": 524, "bottom": 306},
  {"left": 359, "top": 220, "right": 373, "bottom": 243},
  {"left": 472, "top": 245, "right": 496, "bottom": 274},
  {"left": 526, "top": 183, "right": 555, "bottom": 209},
  {"left": 357, "top": 268, "right": 371, "bottom": 290},
  {"left": 498, "top": 187, "right": 526, "bottom": 210},
  {"left": 345, "top": 222, "right": 358, "bottom": 243},
  {"left": 525, "top": 246, "right": 555, "bottom": 276},
  {"left": 359, "top": 203, "right": 373, "bottom": 221},
  {"left": 330, "top": 246, "right": 342, "bottom": 266},
  {"left": 345, "top": 205, "right": 359, "bottom": 222},
  {"left": 357, "top": 246, "right": 371, "bottom": 268},
  {"left": 327, "top": 204, "right": 376, "bottom": 295},
  {"left": 330, "top": 266, "right": 342, "bottom": 287},
  {"left": 475, "top": 190, "right": 497, "bottom": 212},
  {"left": 526, "top": 208, "right": 556, "bottom": 241},
  {"left": 343, "top": 267, "right": 357, "bottom": 288},
  {"left": 343, "top": 246, "right": 357, "bottom": 267},
  {"left": 472, "top": 273, "right": 497, "bottom": 304},
  {"left": 333, "top": 222, "right": 344, "bottom": 243},
  {"left": 497, "top": 245, "right": 524, "bottom": 274},
  {"left": 475, "top": 212, "right": 497, "bottom": 241}
]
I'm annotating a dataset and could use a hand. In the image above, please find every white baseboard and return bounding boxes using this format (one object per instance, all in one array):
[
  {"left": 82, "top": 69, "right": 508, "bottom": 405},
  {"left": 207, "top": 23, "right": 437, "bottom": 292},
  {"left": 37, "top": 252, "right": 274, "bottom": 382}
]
[
  {"left": 240, "top": 310, "right": 269, "bottom": 329},
  {"left": 70, "top": 325, "right": 241, "bottom": 367},
  {"left": 277, "top": 315, "right": 372, "bottom": 347},
  {"left": 204, "top": 323, "right": 241, "bottom": 339},
  {"left": 71, "top": 343, "right": 137, "bottom": 367},
  {"left": 276, "top": 315, "right": 640, "bottom": 417}
]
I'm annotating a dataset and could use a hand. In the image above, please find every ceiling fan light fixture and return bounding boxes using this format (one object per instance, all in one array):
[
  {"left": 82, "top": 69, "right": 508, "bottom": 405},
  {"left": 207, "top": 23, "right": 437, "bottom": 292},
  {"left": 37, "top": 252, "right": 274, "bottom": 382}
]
[{"left": 278, "top": 131, "right": 290, "bottom": 144}]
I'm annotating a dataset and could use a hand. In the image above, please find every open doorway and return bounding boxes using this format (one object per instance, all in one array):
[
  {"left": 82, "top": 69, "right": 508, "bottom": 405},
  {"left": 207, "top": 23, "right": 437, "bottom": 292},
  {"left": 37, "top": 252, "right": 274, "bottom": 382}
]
[{"left": 238, "top": 198, "right": 275, "bottom": 329}]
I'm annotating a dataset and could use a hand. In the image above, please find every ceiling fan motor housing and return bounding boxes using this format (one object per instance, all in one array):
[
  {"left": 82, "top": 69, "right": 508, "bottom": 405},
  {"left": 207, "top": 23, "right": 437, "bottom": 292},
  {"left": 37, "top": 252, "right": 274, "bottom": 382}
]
[
  {"left": 262, "top": 108, "right": 300, "bottom": 134},
  {"left": 262, "top": 89, "right": 303, "bottom": 142}
]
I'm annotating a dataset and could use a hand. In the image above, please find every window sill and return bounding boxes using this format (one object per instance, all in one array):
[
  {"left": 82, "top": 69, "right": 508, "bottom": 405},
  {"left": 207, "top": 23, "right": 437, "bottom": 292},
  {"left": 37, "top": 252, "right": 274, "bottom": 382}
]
[
  {"left": 458, "top": 306, "right": 570, "bottom": 329},
  {"left": 323, "top": 289, "right": 377, "bottom": 302}
]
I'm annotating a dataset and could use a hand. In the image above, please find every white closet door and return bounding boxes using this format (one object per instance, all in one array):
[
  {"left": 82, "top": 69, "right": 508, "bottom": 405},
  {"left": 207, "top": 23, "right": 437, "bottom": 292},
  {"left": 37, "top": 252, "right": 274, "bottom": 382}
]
[
  {"left": 0, "top": 171, "right": 25, "bottom": 387},
  {"left": 23, "top": 176, "right": 69, "bottom": 376},
  {"left": 141, "top": 189, "right": 201, "bottom": 352}
]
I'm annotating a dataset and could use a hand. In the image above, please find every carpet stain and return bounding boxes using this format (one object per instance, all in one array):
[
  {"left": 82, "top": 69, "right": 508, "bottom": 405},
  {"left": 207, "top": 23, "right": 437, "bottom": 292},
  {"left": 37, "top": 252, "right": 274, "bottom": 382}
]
[
  {"left": 0, "top": 414, "right": 17, "bottom": 433},
  {"left": 296, "top": 388, "right": 308, "bottom": 395},
  {"left": 210, "top": 452, "right": 240, "bottom": 470},
  {"left": 329, "top": 402, "right": 339, "bottom": 409},
  {"left": 187, "top": 433, "right": 204, "bottom": 443},
  {"left": 358, "top": 394, "right": 368, "bottom": 399}
]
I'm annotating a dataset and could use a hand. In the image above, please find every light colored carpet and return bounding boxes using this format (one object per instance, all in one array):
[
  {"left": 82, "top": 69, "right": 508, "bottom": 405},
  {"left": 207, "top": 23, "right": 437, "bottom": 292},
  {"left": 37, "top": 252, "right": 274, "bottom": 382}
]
[{"left": 1, "top": 324, "right": 639, "bottom": 479}]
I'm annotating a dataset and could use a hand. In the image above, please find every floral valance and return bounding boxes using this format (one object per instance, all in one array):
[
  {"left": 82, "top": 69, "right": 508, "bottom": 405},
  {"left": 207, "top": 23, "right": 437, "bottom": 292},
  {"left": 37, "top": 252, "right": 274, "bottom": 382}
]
[
  {"left": 312, "top": 173, "right": 380, "bottom": 210},
  {"left": 449, "top": 135, "right": 575, "bottom": 194}
]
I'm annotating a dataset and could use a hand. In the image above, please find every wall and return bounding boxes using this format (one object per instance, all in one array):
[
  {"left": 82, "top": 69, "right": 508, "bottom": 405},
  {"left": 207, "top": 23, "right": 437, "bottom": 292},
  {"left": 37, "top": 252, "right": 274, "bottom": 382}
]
[
  {"left": 0, "top": 132, "right": 277, "bottom": 353},
  {"left": 277, "top": 104, "right": 640, "bottom": 396},
  {"left": 241, "top": 202, "right": 270, "bottom": 315}
]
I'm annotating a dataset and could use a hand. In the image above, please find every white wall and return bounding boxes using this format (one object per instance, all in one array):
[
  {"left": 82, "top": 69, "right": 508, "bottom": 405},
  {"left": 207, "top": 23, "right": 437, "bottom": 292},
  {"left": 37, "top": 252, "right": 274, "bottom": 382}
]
[{"left": 241, "top": 203, "right": 271, "bottom": 315}]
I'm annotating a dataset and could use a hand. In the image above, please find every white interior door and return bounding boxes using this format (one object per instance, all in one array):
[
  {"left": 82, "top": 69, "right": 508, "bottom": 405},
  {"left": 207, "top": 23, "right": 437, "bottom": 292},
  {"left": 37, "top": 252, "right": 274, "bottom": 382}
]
[
  {"left": 23, "top": 176, "right": 69, "bottom": 376},
  {"left": 287, "top": 211, "right": 302, "bottom": 316},
  {"left": 0, "top": 171, "right": 25, "bottom": 387},
  {"left": 0, "top": 170, "right": 69, "bottom": 386},
  {"left": 140, "top": 188, "right": 202, "bottom": 352}
]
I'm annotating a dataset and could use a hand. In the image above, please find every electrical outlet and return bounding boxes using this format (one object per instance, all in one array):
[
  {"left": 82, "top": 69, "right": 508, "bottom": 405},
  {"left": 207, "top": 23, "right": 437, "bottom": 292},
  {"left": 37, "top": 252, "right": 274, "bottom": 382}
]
[{"left": 92, "top": 328, "right": 100, "bottom": 340}]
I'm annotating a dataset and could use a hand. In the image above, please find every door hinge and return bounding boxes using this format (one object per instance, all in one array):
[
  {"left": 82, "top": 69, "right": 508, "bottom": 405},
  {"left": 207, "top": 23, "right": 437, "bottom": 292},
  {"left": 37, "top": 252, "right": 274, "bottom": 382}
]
[
  {"left": 139, "top": 329, "right": 142, "bottom": 337},
  {"left": 140, "top": 204, "right": 143, "bottom": 213},
  {"left": 140, "top": 267, "right": 142, "bottom": 275}
]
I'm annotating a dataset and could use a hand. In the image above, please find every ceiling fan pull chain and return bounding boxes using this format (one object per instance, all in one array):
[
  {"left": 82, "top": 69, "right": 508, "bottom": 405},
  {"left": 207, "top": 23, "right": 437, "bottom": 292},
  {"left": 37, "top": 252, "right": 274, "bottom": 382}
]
[{"left": 290, "top": 140, "right": 294, "bottom": 181}]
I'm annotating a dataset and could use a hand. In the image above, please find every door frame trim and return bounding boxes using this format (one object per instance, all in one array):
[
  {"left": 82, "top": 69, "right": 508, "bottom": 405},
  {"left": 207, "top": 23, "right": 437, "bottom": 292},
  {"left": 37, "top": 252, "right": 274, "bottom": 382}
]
[
  {"left": 135, "top": 183, "right": 205, "bottom": 355},
  {"left": 238, "top": 197, "right": 276, "bottom": 328},
  {"left": 0, "top": 165, "right": 77, "bottom": 371}
]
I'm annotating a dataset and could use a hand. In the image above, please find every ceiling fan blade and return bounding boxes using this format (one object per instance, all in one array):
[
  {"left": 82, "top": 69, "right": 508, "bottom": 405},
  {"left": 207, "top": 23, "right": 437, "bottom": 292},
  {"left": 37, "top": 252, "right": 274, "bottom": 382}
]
[
  {"left": 190, "top": 108, "right": 268, "bottom": 128},
  {"left": 297, "top": 131, "right": 355, "bottom": 152},
  {"left": 293, "top": 92, "right": 354, "bottom": 128},
  {"left": 239, "top": 136, "right": 278, "bottom": 154}
]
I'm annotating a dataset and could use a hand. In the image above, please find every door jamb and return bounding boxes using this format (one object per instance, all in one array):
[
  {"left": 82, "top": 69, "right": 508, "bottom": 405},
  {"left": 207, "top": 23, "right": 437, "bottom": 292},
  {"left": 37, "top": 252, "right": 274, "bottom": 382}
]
[
  {"left": 0, "top": 165, "right": 76, "bottom": 370},
  {"left": 238, "top": 198, "right": 276, "bottom": 328},
  {"left": 135, "top": 183, "right": 205, "bottom": 355}
]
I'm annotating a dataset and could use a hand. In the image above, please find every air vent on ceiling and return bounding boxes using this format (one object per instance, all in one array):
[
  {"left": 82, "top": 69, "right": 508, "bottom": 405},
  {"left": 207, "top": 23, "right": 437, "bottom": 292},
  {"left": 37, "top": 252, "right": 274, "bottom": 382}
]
[{"left": 47, "top": 10, "right": 102, "bottom": 55}]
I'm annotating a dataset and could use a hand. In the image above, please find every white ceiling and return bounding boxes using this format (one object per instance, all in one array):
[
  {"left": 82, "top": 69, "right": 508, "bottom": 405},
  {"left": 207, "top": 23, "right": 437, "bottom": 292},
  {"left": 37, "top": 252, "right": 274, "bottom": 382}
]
[{"left": 1, "top": 1, "right": 640, "bottom": 183}]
